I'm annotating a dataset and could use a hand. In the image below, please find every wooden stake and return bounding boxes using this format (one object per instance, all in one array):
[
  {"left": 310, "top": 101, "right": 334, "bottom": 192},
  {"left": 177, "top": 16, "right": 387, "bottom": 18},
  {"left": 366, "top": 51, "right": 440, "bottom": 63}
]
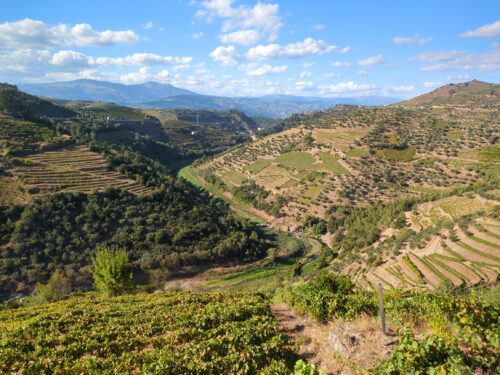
[{"left": 378, "top": 283, "right": 387, "bottom": 335}]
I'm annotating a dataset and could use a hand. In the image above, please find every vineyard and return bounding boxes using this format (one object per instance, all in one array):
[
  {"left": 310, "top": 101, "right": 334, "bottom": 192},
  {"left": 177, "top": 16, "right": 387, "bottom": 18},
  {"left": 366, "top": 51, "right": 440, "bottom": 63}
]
[
  {"left": 0, "top": 292, "right": 291, "bottom": 374},
  {"left": 12, "top": 145, "right": 151, "bottom": 197},
  {"left": 411, "top": 194, "right": 496, "bottom": 228},
  {"left": 366, "top": 217, "right": 500, "bottom": 291}
]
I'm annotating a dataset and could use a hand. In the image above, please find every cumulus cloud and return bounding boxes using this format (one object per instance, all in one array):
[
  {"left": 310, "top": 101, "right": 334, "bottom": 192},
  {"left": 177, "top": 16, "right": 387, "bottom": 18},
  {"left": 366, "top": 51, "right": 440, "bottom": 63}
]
[
  {"left": 312, "top": 24, "right": 325, "bottom": 30},
  {"left": 318, "top": 81, "right": 376, "bottom": 95},
  {"left": 247, "top": 38, "right": 338, "bottom": 60},
  {"left": 331, "top": 60, "right": 352, "bottom": 67},
  {"left": 220, "top": 29, "right": 262, "bottom": 45},
  {"left": 423, "top": 81, "right": 443, "bottom": 88},
  {"left": 143, "top": 21, "right": 163, "bottom": 32},
  {"left": 358, "top": 54, "right": 384, "bottom": 66},
  {"left": 461, "top": 20, "right": 500, "bottom": 38},
  {"left": 417, "top": 50, "right": 500, "bottom": 72},
  {"left": 209, "top": 45, "right": 240, "bottom": 65},
  {"left": 197, "top": 0, "right": 282, "bottom": 43},
  {"left": 300, "top": 71, "right": 312, "bottom": 78},
  {"left": 245, "top": 64, "right": 287, "bottom": 76},
  {"left": 0, "top": 18, "right": 139, "bottom": 48},
  {"left": 94, "top": 53, "right": 192, "bottom": 67},
  {"left": 192, "top": 32, "right": 204, "bottom": 39},
  {"left": 415, "top": 50, "right": 463, "bottom": 62},
  {"left": 295, "top": 81, "right": 315, "bottom": 91},
  {"left": 393, "top": 34, "right": 432, "bottom": 45},
  {"left": 388, "top": 85, "right": 414, "bottom": 93},
  {"left": 357, "top": 70, "right": 367, "bottom": 76}
]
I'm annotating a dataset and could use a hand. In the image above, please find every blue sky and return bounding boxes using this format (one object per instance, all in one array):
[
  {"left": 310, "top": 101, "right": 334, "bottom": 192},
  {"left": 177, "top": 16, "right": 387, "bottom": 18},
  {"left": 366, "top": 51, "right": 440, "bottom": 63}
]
[{"left": 0, "top": 0, "right": 499, "bottom": 98}]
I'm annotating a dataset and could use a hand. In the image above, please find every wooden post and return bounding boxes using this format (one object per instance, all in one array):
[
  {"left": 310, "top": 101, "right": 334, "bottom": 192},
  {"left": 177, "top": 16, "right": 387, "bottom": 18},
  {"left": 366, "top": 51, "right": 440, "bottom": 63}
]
[{"left": 378, "top": 283, "right": 387, "bottom": 335}]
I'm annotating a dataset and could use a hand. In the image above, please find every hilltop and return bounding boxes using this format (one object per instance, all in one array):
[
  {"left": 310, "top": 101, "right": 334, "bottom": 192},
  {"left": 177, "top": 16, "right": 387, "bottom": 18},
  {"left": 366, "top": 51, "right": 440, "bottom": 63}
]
[{"left": 400, "top": 80, "right": 500, "bottom": 108}]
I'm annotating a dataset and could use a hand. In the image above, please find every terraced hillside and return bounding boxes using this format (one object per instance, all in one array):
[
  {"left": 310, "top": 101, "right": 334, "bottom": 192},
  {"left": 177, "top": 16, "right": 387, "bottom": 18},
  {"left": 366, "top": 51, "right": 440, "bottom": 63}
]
[
  {"left": 191, "top": 94, "right": 498, "bottom": 231},
  {"left": 12, "top": 145, "right": 150, "bottom": 197},
  {"left": 365, "top": 216, "right": 500, "bottom": 291}
]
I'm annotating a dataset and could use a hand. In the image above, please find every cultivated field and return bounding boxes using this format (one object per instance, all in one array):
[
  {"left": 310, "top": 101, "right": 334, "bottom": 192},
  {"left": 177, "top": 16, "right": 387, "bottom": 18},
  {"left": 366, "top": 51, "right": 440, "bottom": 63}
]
[{"left": 12, "top": 145, "right": 151, "bottom": 197}]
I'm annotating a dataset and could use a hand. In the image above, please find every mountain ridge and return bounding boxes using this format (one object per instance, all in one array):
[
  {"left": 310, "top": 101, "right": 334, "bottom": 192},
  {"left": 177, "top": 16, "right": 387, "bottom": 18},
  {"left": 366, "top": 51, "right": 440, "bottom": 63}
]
[{"left": 17, "top": 79, "right": 398, "bottom": 118}]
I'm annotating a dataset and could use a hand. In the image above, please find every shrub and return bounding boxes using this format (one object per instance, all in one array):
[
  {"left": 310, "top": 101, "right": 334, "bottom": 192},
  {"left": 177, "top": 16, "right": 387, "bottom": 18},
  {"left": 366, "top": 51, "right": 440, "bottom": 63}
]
[
  {"left": 30, "top": 269, "right": 71, "bottom": 304},
  {"left": 294, "top": 360, "right": 321, "bottom": 375},
  {"left": 375, "top": 329, "right": 470, "bottom": 375},
  {"left": 92, "top": 247, "right": 133, "bottom": 296}
]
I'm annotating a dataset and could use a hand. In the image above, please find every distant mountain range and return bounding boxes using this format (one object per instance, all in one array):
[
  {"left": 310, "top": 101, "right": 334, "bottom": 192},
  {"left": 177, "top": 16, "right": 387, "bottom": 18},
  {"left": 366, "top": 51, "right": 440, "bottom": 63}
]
[
  {"left": 18, "top": 79, "right": 398, "bottom": 118},
  {"left": 19, "top": 79, "right": 195, "bottom": 104}
]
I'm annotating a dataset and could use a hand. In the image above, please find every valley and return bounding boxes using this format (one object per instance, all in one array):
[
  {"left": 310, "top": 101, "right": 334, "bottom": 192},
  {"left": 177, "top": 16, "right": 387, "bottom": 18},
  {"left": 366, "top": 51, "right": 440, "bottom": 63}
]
[{"left": 0, "top": 80, "right": 498, "bottom": 374}]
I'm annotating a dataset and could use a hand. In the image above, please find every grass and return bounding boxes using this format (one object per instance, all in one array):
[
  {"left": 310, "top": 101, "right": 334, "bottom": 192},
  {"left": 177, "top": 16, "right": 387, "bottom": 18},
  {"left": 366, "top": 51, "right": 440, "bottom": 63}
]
[
  {"left": 375, "top": 146, "right": 416, "bottom": 162},
  {"left": 221, "top": 169, "right": 247, "bottom": 186},
  {"left": 445, "top": 129, "right": 465, "bottom": 141},
  {"left": 0, "top": 175, "right": 28, "bottom": 205},
  {"left": 245, "top": 159, "right": 272, "bottom": 174},
  {"left": 179, "top": 165, "right": 267, "bottom": 224},
  {"left": 346, "top": 148, "right": 369, "bottom": 157},
  {"left": 318, "top": 152, "right": 349, "bottom": 174},
  {"left": 275, "top": 151, "right": 315, "bottom": 171}
]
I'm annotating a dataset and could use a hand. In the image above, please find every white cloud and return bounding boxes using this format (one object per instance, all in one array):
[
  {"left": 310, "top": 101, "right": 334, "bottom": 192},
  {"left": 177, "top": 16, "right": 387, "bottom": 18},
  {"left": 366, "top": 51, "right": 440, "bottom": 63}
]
[
  {"left": 419, "top": 50, "right": 500, "bottom": 72},
  {"left": 331, "top": 60, "right": 352, "bottom": 67},
  {"left": 303, "top": 62, "right": 314, "bottom": 68},
  {"left": 358, "top": 54, "right": 384, "bottom": 66},
  {"left": 312, "top": 24, "right": 325, "bottom": 30},
  {"left": 245, "top": 63, "right": 287, "bottom": 76},
  {"left": 415, "top": 50, "right": 463, "bottom": 62},
  {"left": 94, "top": 53, "right": 192, "bottom": 67},
  {"left": 192, "top": 32, "right": 204, "bottom": 39},
  {"left": 0, "top": 18, "right": 139, "bottom": 48},
  {"left": 326, "top": 73, "right": 341, "bottom": 79},
  {"left": 50, "top": 50, "right": 90, "bottom": 68},
  {"left": 209, "top": 45, "right": 240, "bottom": 65},
  {"left": 300, "top": 71, "right": 311, "bottom": 78},
  {"left": 247, "top": 38, "right": 338, "bottom": 60},
  {"left": 144, "top": 21, "right": 155, "bottom": 30},
  {"left": 220, "top": 29, "right": 262, "bottom": 45},
  {"left": 197, "top": 0, "right": 282, "bottom": 42},
  {"left": 295, "top": 81, "right": 315, "bottom": 91},
  {"left": 340, "top": 46, "right": 350, "bottom": 54},
  {"left": 318, "top": 81, "right": 376, "bottom": 95},
  {"left": 461, "top": 20, "right": 500, "bottom": 38},
  {"left": 172, "top": 64, "right": 191, "bottom": 72},
  {"left": 423, "top": 81, "right": 442, "bottom": 88},
  {"left": 388, "top": 85, "right": 414, "bottom": 93},
  {"left": 357, "top": 70, "right": 367, "bottom": 76},
  {"left": 393, "top": 34, "right": 432, "bottom": 45}
]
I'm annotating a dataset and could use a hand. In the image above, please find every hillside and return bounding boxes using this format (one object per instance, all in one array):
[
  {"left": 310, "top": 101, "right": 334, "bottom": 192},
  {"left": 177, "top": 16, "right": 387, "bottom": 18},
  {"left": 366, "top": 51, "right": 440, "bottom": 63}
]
[
  {"left": 0, "top": 85, "right": 272, "bottom": 297},
  {"left": 19, "top": 79, "right": 195, "bottom": 104},
  {"left": 184, "top": 81, "right": 499, "bottom": 294},
  {"left": 401, "top": 80, "right": 500, "bottom": 109},
  {"left": 0, "top": 83, "right": 76, "bottom": 119}
]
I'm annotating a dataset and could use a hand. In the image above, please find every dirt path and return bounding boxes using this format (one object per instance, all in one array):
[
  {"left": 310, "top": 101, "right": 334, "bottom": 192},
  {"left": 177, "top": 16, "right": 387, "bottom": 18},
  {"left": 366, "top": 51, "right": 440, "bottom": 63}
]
[{"left": 271, "top": 303, "right": 396, "bottom": 374}]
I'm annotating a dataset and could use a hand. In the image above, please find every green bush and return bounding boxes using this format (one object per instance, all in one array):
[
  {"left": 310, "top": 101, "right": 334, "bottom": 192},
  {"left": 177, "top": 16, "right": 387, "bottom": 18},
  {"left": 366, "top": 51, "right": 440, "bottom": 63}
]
[
  {"left": 294, "top": 360, "right": 321, "bottom": 375},
  {"left": 92, "top": 247, "right": 133, "bottom": 296},
  {"left": 30, "top": 269, "right": 71, "bottom": 304},
  {"left": 276, "top": 272, "right": 376, "bottom": 322},
  {"left": 375, "top": 329, "right": 470, "bottom": 375}
]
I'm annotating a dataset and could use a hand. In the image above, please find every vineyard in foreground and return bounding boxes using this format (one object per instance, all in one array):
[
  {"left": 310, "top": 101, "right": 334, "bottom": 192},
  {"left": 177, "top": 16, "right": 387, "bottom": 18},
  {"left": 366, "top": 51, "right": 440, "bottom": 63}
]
[{"left": 0, "top": 292, "right": 292, "bottom": 374}]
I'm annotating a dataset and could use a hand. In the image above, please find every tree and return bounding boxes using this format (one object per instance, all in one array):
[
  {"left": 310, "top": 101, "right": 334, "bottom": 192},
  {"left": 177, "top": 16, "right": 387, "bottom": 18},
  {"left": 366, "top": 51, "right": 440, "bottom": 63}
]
[{"left": 92, "top": 247, "right": 133, "bottom": 296}]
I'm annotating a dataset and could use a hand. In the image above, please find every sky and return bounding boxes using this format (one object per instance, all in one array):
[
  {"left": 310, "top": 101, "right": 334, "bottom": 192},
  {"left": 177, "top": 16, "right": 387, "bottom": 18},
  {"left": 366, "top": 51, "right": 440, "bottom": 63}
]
[{"left": 0, "top": 0, "right": 499, "bottom": 98}]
